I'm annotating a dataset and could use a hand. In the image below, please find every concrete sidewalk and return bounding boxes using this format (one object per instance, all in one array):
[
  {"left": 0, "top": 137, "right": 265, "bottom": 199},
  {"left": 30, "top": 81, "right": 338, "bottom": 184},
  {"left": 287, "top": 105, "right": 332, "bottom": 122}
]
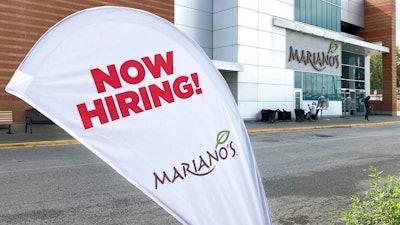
[
  {"left": 245, "top": 114, "right": 400, "bottom": 133},
  {"left": 1, "top": 114, "right": 399, "bottom": 148},
  {"left": 0, "top": 123, "right": 76, "bottom": 148}
]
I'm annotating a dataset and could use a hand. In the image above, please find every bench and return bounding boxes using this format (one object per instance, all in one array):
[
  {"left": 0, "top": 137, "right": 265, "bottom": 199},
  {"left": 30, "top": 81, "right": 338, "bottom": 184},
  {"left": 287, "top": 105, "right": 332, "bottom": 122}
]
[
  {"left": 25, "top": 108, "right": 54, "bottom": 134},
  {"left": 0, "top": 111, "right": 13, "bottom": 134}
]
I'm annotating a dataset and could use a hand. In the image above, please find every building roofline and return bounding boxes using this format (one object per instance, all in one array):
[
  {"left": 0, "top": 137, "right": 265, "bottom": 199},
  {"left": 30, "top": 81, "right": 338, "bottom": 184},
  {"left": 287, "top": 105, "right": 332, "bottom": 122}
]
[{"left": 273, "top": 17, "right": 390, "bottom": 55}]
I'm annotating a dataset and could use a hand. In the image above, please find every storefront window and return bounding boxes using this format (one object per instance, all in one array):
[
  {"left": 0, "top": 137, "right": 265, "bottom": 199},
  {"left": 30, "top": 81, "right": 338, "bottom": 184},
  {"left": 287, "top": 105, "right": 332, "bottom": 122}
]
[
  {"left": 341, "top": 51, "right": 365, "bottom": 90},
  {"left": 294, "top": 0, "right": 341, "bottom": 32},
  {"left": 295, "top": 71, "right": 341, "bottom": 100},
  {"left": 342, "top": 52, "right": 365, "bottom": 67},
  {"left": 294, "top": 71, "right": 302, "bottom": 88}
]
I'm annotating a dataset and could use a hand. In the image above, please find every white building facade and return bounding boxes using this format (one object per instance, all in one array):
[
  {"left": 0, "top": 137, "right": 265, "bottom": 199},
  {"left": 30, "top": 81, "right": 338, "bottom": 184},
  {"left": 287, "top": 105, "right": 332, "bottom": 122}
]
[{"left": 175, "top": 0, "right": 389, "bottom": 120}]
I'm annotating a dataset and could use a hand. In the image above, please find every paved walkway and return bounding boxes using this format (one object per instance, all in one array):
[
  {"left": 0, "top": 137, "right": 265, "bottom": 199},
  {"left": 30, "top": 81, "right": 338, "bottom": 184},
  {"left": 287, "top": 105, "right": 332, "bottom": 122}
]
[
  {"left": 1, "top": 114, "right": 399, "bottom": 149},
  {"left": 245, "top": 114, "right": 400, "bottom": 133}
]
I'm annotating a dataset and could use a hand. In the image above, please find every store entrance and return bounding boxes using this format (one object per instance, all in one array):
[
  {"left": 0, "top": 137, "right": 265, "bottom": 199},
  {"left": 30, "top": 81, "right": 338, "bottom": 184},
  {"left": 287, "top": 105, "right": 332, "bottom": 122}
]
[
  {"left": 341, "top": 90, "right": 366, "bottom": 116},
  {"left": 355, "top": 91, "right": 366, "bottom": 115}
]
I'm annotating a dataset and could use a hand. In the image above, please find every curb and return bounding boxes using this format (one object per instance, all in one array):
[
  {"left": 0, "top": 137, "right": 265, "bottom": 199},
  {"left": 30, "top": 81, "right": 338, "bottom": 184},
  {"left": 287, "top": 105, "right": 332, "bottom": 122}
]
[
  {"left": 0, "top": 139, "right": 79, "bottom": 149},
  {"left": 247, "top": 121, "right": 400, "bottom": 134},
  {"left": 1, "top": 121, "right": 399, "bottom": 149}
]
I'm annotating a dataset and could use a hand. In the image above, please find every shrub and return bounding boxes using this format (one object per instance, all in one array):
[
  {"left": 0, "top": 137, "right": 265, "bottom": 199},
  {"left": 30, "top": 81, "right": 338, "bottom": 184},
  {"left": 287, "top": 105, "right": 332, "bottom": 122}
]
[{"left": 342, "top": 165, "right": 400, "bottom": 225}]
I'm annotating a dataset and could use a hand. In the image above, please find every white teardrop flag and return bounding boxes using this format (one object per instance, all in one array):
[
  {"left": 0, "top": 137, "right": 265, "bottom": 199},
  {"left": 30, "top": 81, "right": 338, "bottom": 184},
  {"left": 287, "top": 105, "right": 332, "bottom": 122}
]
[{"left": 6, "top": 6, "right": 271, "bottom": 224}]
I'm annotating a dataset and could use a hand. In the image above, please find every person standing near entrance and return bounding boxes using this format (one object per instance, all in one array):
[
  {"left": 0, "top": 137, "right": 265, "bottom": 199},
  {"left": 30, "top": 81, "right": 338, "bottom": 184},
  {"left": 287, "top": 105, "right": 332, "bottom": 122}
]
[
  {"left": 344, "top": 96, "right": 352, "bottom": 117},
  {"left": 307, "top": 102, "right": 317, "bottom": 121},
  {"left": 364, "top": 96, "right": 371, "bottom": 121}
]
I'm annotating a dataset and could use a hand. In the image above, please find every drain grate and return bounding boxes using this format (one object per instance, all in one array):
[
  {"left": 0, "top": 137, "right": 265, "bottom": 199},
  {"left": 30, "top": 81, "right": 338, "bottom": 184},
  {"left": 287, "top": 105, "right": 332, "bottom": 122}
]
[
  {"left": 315, "top": 134, "right": 333, "bottom": 138},
  {"left": 262, "top": 138, "right": 280, "bottom": 142}
]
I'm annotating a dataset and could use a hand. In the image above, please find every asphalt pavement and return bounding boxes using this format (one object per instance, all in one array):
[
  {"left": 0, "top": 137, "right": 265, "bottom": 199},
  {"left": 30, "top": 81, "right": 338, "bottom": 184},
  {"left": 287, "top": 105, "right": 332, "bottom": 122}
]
[{"left": 1, "top": 114, "right": 400, "bottom": 148}]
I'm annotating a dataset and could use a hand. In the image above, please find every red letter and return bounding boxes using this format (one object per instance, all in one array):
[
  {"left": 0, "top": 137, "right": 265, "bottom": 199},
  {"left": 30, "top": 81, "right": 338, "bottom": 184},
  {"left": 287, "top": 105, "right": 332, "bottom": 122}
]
[
  {"left": 173, "top": 76, "right": 194, "bottom": 99},
  {"left": 138, "top": 87, "right": 153, "bottom": 110},
  {"left": 76, "top": 99, "right": 109, "bottom": 129},
  {"left": 120, "top": 60, "right": 146, "bottom": 85},
  {"left": 116, "top": 91, "right": 144, "bottom": 117},
  {"left": 104, "top": 96, "right": 120, "bottom": 121},
  {"left": 90, "top": 65, "right": 122, "bottom": 93},
  {"left": 142, "top": 51, "right": 174, "bottom": 79},
  {"left": 148, "top": 81, "right": 175, "bottom": 107}
]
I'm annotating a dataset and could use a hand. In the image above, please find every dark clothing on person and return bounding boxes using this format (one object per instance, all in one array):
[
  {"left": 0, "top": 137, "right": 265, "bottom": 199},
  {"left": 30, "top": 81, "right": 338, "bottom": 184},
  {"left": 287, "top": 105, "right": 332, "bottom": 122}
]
[{"left": 364, "top": 96, "right": 370, "bottom": 121}]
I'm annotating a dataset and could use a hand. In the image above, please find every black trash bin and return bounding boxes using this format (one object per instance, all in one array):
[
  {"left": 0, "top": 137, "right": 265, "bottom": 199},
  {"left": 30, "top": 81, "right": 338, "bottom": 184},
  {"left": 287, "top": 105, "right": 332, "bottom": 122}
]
[
  {"left": 295, "top": 109, "right": 304, "bottom": 122},
  {"left": 266, "top": 110, "right": 276, "bottom": 123},
  {"left": 261, "top": 109, "right": 268, "bottom": 122},
  {"left": 277, "top": 109, "right": 284, "bottom": 121},
  {"left": 285, "top": 111, "right": 292, "bottom": 121}
]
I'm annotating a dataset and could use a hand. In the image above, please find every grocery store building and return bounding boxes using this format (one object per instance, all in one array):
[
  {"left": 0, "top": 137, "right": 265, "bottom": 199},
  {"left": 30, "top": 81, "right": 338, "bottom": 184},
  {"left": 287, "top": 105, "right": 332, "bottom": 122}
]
[
  {"left": 175, "top": 0, "right": 396, "bottom": 119},
  {"left": 0, "top": 0, "right": 396, "bottom": 122}
]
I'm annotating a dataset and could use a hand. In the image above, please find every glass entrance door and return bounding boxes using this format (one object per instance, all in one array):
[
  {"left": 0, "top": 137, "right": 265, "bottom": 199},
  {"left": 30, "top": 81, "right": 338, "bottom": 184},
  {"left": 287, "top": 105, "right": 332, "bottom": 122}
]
[
  {"left": 355, "top": 91, "right": 366, "bottom": 115},
  {"left": 341, "top": 90, "right": 365, "bottom": 116},
  {"left": 341, "top": 90, "right": 355, "bottom": 116}
]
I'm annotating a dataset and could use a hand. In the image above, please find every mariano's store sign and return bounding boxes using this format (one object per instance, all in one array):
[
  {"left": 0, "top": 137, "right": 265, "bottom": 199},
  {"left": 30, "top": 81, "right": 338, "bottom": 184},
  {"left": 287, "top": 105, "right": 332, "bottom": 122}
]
[{"left": 286, "top": 30, "right": 341, "bottom": 75}]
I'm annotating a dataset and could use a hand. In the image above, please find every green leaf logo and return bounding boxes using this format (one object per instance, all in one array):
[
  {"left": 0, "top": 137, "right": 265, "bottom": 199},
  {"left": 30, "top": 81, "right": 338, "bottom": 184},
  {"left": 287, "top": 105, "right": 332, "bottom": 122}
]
[
  {"left": 215, "top": 130, "right": 230, "bottom": 149},
  {"left": 328, "top": 41, "right": 339, "bottom": 53}
]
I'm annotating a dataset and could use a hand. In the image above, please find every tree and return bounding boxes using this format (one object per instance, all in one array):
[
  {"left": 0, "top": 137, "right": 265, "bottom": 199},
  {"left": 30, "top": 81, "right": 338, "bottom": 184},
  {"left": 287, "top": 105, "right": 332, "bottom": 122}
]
[
  {"left": 369, "top": 45, "right": 400, "bottom": 94},
  {"left": 370, "top": 53, "right": 382, "bottom": 92}
]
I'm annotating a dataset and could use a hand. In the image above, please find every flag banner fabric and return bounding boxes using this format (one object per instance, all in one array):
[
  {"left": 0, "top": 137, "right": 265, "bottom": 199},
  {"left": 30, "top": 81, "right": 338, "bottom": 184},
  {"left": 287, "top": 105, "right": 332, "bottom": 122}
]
[{"left": 6, "top": 6, "right": 271, "bottom": 224}]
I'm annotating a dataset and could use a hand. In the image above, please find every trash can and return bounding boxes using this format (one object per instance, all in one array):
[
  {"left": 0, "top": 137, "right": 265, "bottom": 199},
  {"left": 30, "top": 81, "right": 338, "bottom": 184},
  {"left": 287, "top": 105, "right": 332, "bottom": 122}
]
[
  {"left": 261, "top": 109, "right": 268, "bottom": 122},
  {"left": 295, "top": 109, "right": 304, "bottom": 122},
  {"left": 285, "top": 111, "right": 292, "bottom": 121},
  {"left": 277, "top": 109, "right": 284, "bottom": 121},
  {"left": 266, "top": 110, "right": 276, "bottom": 123}
]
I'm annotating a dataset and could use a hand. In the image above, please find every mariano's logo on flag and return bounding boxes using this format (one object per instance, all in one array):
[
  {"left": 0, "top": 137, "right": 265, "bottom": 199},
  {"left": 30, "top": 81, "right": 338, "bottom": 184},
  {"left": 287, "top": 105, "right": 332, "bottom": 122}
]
[
  {"left": 6, "top": 6, "right": 271, "bottom": 225},
  {"left": 154, "top": 130, "right": 237, "bottom": 190}
]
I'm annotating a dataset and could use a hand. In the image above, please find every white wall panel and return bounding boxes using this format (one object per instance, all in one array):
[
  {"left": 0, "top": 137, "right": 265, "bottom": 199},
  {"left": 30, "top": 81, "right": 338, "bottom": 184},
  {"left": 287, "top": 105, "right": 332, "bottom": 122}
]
[
  {"left": 214, "top": 28, "right": 234, "bottom": 48},
  {"left": 258, "top": 13, "right": 273, "bottom": 32},
  {"left": 175, "top": 0, "right": 213, "bottom": 58},
  {"left": 237, "top": 82, "right": 258, "bottom": 101},
  {"left": 237, "top": 26, "right": 258, "bottom": 47},
  {"left": 259, "top": 0, "right": 293, "bottom": 19},
  {"left": 258, "top": 49, "right": 285, "bottom": 68},
  {"left": 237, "top": 7, "right": 258, "bottom": 29},
  {"left": 214, "top": 9, "right": 234, "bottom": 30},
  {"left": 274, "top": 1, "right": 294, "bottom": 20},
  {"left": 258, "top": 67, "right": 288, "bottom": 84},
  {"left": 259, "top": 32, "right": 285, "bottom": 51},
  {"left": 348, "top": 14, "right": 364, "bottom": 28},
  {"left": 258, "top": 84, "right": 292, "bottom": 102},
  {"left": 341, "top": 0, "right": 364, "bottom": 27},
  {"left": 175, "top": 5, "right": 212, "bottom": 30},
  {"left": 214, "top": 0, "right": 235, "bottom": 12},
  {"left": 175, "top": 0, "right": 212, "bottom": 12},
  {"left": 214, "top": 46, "right": 235, "bottom": 61},
  {"left": 202, "top": 48, "right": 212, "bottom": 58},
  {"left": 258, "top": 31, "right": 272, "bottom": 49},
  {"left": 238, "top": 65, "right": 258, "bottom": 83},
  {"left": 238, "top": 101, "right": 259, "bottom": 119},
  {"left": 283, "top": 69, "right": 294, "bottom": 86},
  {"left": 238, "top": 0, "right": 258, "bottom": 11},
  {"left": 175, "top": 25, "right": 212, "bottom": 48},
  {"left": 259, "top": 0, "right": 274, "bottom": 15},
  {"left": 341, "top": 8, "right": 349, "bottom": 22},
  {"left": 237, "top": 45, "right": 258, "bottom": 64}
]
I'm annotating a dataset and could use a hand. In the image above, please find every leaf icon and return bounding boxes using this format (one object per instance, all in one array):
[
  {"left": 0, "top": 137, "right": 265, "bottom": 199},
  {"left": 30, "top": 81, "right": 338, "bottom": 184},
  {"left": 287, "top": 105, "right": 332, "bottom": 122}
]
[
  {"left": 215, "top": 130, "right": 230, "bottom": 149},
  {"left": 328, "top": 42, "right": 339, "bottom": 53}
]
